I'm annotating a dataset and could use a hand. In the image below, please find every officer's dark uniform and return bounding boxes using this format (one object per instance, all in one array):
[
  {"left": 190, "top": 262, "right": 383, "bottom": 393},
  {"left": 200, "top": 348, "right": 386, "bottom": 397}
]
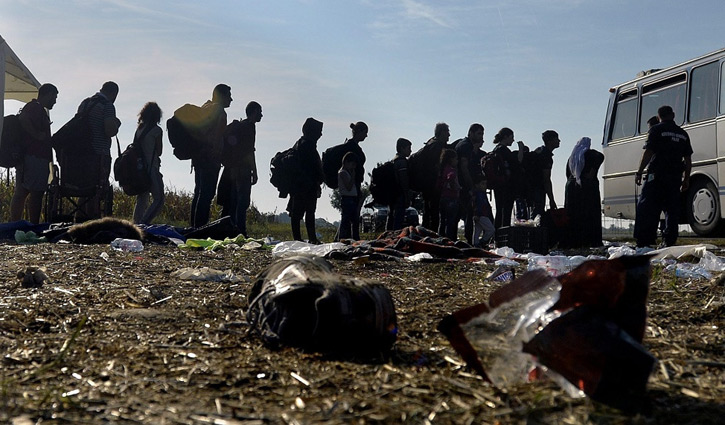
[{"left": 633, "top": 119, "right": 692, "bottom": 247}]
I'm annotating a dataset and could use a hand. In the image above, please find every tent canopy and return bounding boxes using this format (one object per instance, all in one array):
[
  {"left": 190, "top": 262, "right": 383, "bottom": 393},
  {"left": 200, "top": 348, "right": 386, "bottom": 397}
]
[{"left": 2, "top": 35, "right": 41, "bottom": 103}]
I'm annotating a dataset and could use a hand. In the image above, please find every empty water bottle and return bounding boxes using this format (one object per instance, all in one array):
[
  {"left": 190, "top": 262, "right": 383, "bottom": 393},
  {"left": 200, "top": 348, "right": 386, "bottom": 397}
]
[{"left": 110, "top": 238, "right": 144, "bottom": 252}]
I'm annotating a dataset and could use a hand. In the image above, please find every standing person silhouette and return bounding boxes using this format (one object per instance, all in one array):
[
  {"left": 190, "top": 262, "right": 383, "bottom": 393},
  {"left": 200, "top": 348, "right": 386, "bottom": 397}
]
[
  {"left": 491, "top": 127, "right": 525, "bottom": 229},
  {"left": 132, "top": 102, "right": 165, "bottom": 225},
  {"left": 10, "top": 83, "right": 58, "bottom": 224},
  {"left": 287, "top": 118, "right": 325, "bottom": 243},
  {"left": 189, "top": 84, "right": 232, "bottom": 228},
  {"left": 420, "top": 122, "right": 450, "bottom": 232}
]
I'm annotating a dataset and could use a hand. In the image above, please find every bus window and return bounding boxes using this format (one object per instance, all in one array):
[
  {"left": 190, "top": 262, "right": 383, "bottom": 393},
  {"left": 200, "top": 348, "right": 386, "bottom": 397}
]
[
  {"left": 689, "top": 61, "right": 718, "bottom": 123},
  {"left": 640, "top": 74, "right": 686, "bottom": 133},
  {"left": 610, "top": 90, "right": 637, "bottom": 141},
  {"left": 720, "top": 62, "right": 725, "bottom": 115}
]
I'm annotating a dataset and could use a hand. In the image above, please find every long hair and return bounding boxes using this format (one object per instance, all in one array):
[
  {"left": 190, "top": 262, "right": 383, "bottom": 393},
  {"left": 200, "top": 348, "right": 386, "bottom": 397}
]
[{"left": 138, "top": 102, "right": 162, "bottom": 126}]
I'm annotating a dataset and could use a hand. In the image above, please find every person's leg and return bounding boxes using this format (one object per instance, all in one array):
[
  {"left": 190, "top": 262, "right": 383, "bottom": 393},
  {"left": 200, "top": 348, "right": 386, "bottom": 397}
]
[
  {"left": 10, "top": 175, "right": 30, "bottom": 222},
  {"left": 481, "top": 216, "right": 495, "bottom": 245},
  {"left": 26, "top": 191, "right": 44, "bottom": 224},
  {"left": 134, "top": 192, "right": 150, "bottom": 224},
  {"left": 446, "top": 200, "right": 459, "bottom": 240},
  {"left": 633, "top": 180, "right": 661, "bottom": 247},
  {"left": 191, "top": 164, "right": 221, "bottom": 228},
  {"left": 288, "top": 196, "right": 303, "bottom": 241},
  {"left": 338, "top": 196, "right": 351, "bottom": 239},
  {"left": 141, "top": 170, "right": 165, "bottom": 224},
  {"left": 351, "top": 195, "right": 361, "bottom": 240},
  {"left": 662, "top": 178, "right": 682, "bottom": 247},
  {"left": 304, "top": 198, "right": 319, "bottom": 243},
  {"left": 234, "top": 168, "right": 252, "bottom": 237},
  {"left": 473, "top": 216, "right": 483, "bottom": 247},
  {"left": 438, "top": 199, "right": 447, "bottom": 237}
]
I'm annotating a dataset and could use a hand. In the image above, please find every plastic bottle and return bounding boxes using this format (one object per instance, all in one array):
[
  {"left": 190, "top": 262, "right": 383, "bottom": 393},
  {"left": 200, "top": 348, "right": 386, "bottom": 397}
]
[{"left": 110, "top": 238, "right": 144, "bottom": 252}]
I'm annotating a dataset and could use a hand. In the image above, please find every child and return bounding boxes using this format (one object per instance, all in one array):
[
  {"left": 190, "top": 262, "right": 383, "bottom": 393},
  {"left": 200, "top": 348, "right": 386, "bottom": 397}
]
[
  {"left": 472, "top": 177, "right": 495, "bottom": 247},
  {"left": 437, "top": 149, "right": 461, "bottom": 240},
  {"left": 337, "top": 152, "right": 359, "bottom": 240}
]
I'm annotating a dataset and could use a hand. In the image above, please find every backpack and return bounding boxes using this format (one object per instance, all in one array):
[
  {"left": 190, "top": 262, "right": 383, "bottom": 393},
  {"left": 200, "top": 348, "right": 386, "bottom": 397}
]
[
  {"left": 481, "top": 149, "right": 507, "bottom": 191},
  {"left": 113, "top": 128, "right": 153, "bottom": 196},
  {"left": 270, "top": 147, "right": 300, "bottom": 198},
  {"left": 0, "top": 114, "right": 24, "bottom": 168},
  {"left": 369, "top": 161, "right": 398, "bottom": 205},
  {"left": 166, "top": 104, "right": 206, "bottom": 161},
  {"left": 51, "top": 96, "right": 102, "bottom": 155},
  {"left": 221, "top": 119, "right": 254, "bottom": 167},
  {"left": 407, "top": 141, "right": 443, "bottom": 192},
  {"left": 321, "top": 143, "right": 349, "bottom": 189}
]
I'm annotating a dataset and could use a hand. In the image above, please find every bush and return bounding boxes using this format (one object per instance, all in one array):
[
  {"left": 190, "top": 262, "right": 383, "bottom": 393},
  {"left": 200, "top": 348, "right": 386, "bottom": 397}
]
[{"left": 0, "top": 169, "right": 338, "bottom": 242}]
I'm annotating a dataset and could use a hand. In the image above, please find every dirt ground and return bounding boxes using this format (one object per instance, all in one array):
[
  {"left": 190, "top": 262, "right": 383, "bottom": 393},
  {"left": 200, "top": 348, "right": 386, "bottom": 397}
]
[{"left": 0, "top": 242, "right": 723, "bottom": 424}]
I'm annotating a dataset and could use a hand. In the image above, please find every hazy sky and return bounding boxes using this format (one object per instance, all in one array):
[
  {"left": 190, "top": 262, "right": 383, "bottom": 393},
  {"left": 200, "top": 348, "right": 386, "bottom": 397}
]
[{"left": 3, "top": 0, "right": 725, "bottom": 221}]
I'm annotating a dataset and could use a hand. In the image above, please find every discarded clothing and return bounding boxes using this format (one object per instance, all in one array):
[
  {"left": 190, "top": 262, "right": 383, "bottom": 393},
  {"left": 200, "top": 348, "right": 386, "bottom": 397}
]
[{"left": 333, "top": 225, "right": 500, "bottom": 260}]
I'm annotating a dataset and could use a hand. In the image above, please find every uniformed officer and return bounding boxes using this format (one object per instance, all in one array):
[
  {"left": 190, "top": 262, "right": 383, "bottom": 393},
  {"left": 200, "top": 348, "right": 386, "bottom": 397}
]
[{"left": 633, "top": 105, "right": 692, "bottom": 248}]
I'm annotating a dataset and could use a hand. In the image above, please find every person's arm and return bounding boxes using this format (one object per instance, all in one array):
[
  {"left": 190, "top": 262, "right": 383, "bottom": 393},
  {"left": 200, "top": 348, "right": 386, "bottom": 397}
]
[
  {"left": 251, "top": 154, "right": 258, "bottom": 185},
  {"left": 635, "top": 148, "right": 655, "bottom": 185},
  {"left": 543, "top": 167, "right": 556, "bottom": 209},
  {"left": 101, "top": 104, "right": 121, "bottom": 137},
  {"left": 681, "top": 155, "right": 692, "bottom": 192}
]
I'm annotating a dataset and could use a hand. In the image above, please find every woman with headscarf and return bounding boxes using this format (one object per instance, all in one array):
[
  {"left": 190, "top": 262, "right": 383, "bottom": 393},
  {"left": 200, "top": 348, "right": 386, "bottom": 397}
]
[{"left": 564, "top": 137, "right": 605, "bottom": 247}]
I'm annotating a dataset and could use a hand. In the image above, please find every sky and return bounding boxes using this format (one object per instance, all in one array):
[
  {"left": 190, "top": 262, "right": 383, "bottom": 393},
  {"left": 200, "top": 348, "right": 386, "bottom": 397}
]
[{"left": 3, "top": 0, "right": 725, "bottom": 222}]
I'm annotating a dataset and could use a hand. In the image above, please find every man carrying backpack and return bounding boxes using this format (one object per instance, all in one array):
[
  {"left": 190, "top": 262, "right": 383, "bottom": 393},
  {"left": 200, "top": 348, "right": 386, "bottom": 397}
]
[
  {"left": 189, "top": 84, "right": 232, "bottom": 228},
  {"left": 76, "top": 81, "right": 121, "bottom": 220},
  {"left": 525, "top": 130, "right": 560, "bottom": 219},
  {"left": 9, "top": 83, "right": 59, "bottom": 224},
  {"left": 387, "top": 138, "right": 412, "bottom": 231},
  {"left": 218, "top": 101, "right": 262, "bottom": 237},
  {"left": 324, "top": 121, "right": 367, "bottom": 241},
  {"left": 417, "top": 122, "right": 450, "bottom": 232},
  {"left": 287, "top": 118, "right": 325, "bottom": 243}
]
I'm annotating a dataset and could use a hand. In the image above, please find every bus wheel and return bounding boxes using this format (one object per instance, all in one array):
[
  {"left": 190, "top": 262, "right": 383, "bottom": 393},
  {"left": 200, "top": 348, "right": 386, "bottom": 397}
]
[{"left": 687, "top": 179, "right": 721, "bottom": 235}]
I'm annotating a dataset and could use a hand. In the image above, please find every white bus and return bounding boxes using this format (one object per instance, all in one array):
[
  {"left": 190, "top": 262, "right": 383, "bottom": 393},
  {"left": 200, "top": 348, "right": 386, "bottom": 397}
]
[{"left": 602, "top": 48, "right": 725, "bottom": 236}]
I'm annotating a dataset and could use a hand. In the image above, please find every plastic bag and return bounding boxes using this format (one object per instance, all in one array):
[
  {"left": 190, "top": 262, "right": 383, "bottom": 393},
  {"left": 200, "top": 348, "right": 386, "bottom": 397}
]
[
  {"left": 271, "top": 241, "right": 346, "bottom": 258},
  {"left": 246, "top": 256, "right": 397, "bottom": 354},
  {"left": 170, "top": 267, "right": 243, "bottom": 283}
]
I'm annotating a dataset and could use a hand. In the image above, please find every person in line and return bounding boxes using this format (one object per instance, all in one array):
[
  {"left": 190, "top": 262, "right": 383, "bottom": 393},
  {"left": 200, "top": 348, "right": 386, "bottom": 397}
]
[
  {"left": 634, "top": 105, "right": 692, "bottom": 248},
  {"left": 526, "top": 130, "right": 560, "bottom": 219},
  {"left": 335, "top": 121, "right": 368, "bottom": 241},
  {"left": 455, "top": 123, "right": 485, "bottom": 244},
  {"left": 132, "top": 102, "right": 165, "bottom": 225},
  {"left": 420, "top": 122, "right": 450, "bottom": 231},
  {"left": 288, "top": 118, "right": 325, "bottom": 243},
  {"left": 337, "top": 152, "right": 359, "bottom": 240},
  {"left": 10, "top": 83, "right": 59, "bottom": 224},
  {"left": 564, "top": 137, "right": 604, "bottom": 248},
  {"left": 647, "top": 115, "right": 660, "bottom": 129},
  {"left": 190, "top": 84, "right": 232, "bottom": 228},
  {"left": 387, "top": 138, "right": 412, "bottom": 231},
  {"left": 437, "top": 148, "right": 461, "bottom": 240},
  {"left": 491, "top": 127, "right": 525, "bottom": 229},
  {"left": 218, "top": 101, "right": 262, "bottom": 237},
  {"left": 76, "top": 81, "right": 121, "bottom": 220},
  {"left": 471, "top": 176, "right": 495, "bottom": 248}
]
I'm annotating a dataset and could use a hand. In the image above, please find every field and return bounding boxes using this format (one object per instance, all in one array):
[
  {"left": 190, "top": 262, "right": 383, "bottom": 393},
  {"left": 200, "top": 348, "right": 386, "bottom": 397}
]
[{"left": 1, "top": 239, "right": 723, "bottom": 424}]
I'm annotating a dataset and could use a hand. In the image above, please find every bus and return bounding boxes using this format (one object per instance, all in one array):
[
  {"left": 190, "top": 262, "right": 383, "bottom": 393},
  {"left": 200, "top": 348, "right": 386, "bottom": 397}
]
[{"left": 602, "top": 48, "right": 725, "bottom": 236}]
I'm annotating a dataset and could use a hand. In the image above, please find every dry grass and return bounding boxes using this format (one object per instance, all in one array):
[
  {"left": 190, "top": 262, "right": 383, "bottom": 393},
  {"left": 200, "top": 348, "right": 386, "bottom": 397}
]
[{"left": 0, "top": 242, "right": 723, "bottom": 424}]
